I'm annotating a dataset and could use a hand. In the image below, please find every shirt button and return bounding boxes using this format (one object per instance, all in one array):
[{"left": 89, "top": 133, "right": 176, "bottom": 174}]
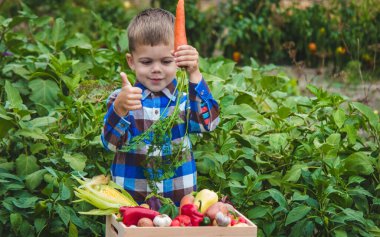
[
  {"left": 120, "top": 123, "right": 125, "bottom": 128},
  {"left": 155, "top": 110, "right": 159, "bottom": 115},
  {"left": 200, "top": 90, "right": 204, "bottom": 96}
]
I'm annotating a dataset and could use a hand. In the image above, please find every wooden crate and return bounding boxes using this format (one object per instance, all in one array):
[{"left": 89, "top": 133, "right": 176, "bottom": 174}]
[{"left": 106, "top": 209, "right": 257, "bottom": 237}]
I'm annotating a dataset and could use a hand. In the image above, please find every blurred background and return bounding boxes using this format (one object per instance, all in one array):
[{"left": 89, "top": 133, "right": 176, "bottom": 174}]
[{"left": 2, "top": 0, "right": 379, "bottom": 68}]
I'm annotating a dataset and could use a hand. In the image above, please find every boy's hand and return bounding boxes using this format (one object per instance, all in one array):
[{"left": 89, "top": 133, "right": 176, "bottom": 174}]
[
  {"left": 173, "top": 45, "right": 202, "bottom": 84},
  {"left": 113, "top": 72, "right": 142, "bottom": 117}
]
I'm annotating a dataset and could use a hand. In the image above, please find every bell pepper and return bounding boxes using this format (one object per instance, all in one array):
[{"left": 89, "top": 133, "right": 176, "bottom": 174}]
[
  {"left": 193, "top": 189, "right": 218, "bottom": 214},
  {"left": 180, "top": 204, "right": 204, "bottom": 226},
  {"left": 200, "top": 216, "right": 211, "bottom": 226},
  {"left": 119, "top": 206, "right": 159, "bottom": 226},
  {"left": 172, "top": 215, "right": 192, "bottom": 226}
]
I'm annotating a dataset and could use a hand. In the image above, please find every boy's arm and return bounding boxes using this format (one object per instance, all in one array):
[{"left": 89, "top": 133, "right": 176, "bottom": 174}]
[
  {"left": 101, "top": 73, "right": 142, "bottom": 152},
  {"left": 174, "top": 45, "right": 220, "bottom": 132},
  {"left": 187, "top": 78, "right": 220, "bottom": 133},
  {"left": 101, "top": 89, "right": 131, "bottom": 152}
]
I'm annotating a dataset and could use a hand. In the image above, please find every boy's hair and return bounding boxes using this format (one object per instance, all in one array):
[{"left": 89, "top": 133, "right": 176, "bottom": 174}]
[{"left": 127, "top": 8, "right": 175, "bottom": 52}]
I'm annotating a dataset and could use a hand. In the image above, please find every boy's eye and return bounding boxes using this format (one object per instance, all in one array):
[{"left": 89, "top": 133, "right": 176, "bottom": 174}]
[
  {"left": 140, "top": 61, "right": 151, "bottom": 65},
  {"left": 162, "top": 60, "right": 173, "bottom": 65}
]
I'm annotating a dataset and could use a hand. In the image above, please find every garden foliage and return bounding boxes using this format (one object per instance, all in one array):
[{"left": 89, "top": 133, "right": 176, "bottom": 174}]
[{"left": 1, "top": 3, "right": 380, "bottom": 237}]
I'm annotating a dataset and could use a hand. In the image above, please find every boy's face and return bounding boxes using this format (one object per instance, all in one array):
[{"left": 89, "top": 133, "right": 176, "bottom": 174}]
[{"left": 127, "top": 43, "right": 177, "bottom": 93}]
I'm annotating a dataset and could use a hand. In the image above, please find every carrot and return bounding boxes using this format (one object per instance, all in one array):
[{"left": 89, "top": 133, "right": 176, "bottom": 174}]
[{"left": 174, "top": 0, "right": 187, "bottom": 51}]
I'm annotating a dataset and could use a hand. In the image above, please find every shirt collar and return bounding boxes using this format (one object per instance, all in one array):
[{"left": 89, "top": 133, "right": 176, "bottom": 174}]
[{"left": 135, "top": 78, "right": 178, "bottom": 101}]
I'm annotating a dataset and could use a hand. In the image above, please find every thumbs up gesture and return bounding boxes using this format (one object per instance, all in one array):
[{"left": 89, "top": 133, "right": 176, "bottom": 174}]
[{"left": 113, "top": 72, "right": 143, "bottom": 117}]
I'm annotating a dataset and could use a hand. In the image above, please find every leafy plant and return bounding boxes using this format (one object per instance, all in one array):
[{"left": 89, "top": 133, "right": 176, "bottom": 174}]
[{"left": 194, "top": 58, "right": 380, "bottom": 236}]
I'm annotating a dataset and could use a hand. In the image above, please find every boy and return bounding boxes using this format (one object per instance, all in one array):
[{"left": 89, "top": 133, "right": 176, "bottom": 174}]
[{"left": 101, "top": 8, "right": 220, "bottom": 204}]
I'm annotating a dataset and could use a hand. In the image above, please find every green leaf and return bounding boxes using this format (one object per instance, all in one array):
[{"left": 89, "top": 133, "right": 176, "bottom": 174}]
[
  {"left": 291, "top": 192, "right": 309, "bottom": 201},
  {"left": 326, "top": 133, "right": 341, "bottom": 147},
  {"left": 333, "top": 108, "right": 346, "bottom": 128},
  {"left": 220, "top": 137, "right": 237, "bottom": 155},
  {"left": 283, "top": 164, "right": 308, "bottom": 182},
  {"left": 15, "top": 128, "right": 49, "bottom": 140},
  {"left": 25, "top": 169, "right": 47, "bottom": 191},
  {"left": 10, "top": 213, "right": 22, "bottom": 234},
  {"left": 69, "top": 222, "right": 79, "bottom": 237},
  {"left": 278, "top": 106, "right": 291, "bottom": 119},
  {"left": 5, "top": 80, "right": 23, "bottom": 109},
  {"left": 28, "top": 79, "right": 60, "bottom": 109},
  {"left": 12, "top": 196, "right": 39, "bottom": 208},
  {"left": 269, "top": 133, "right": 287, "bottom": 151},
  {"left": 215, "top": 62, "right": 235, "bottom": 79},
  {"left": 343, "top": 152, "right": 374, "bottom": 175},
  {"left": 216, "top": 171, "right": 226, "bottom": 179},
  {"left": 3, "top": 64, "right": 30, "bottom": 79},
  {"left": 29, "top": 116, "right": 57, "bottom": 128},
  {"left": 59, "top": 182, "right": 71, "bottom": 201},
  {"left": 16, "top": 154, "right": 40, "bottom": 177},
  {"left": 55, "top": 204, "right": 70, "bottom": 226},
  {"left": 30, "top": 143, "right": 48, "bottom": 154},
  {"left": 63, "top": 153, "right": 87, "bottom": 171},
  {"left": 285, "top": 205, "right": 312, "bottom": 226},
  {"left": 334, "top": 230, "right": 348, "bottom": 237},
  {"left": 352, "top": 102, "right": 379, "bottom": 129},
  {"left": 247, "top": 206, "right": 270, "bottom": 219},
  {"left": 34, "top": 218, "right": 47, "bottom": 234},
  {"left": 0, "top": 117, "right": 14, "bottom": 138},
  {"left": 61, "top": 74, "right": 81, "bottom": 92},
  {"left": 343, "top": 124, "right": 357, "bottom": 145},
  {"left": 202, "top": 72, "right": 225, "bottom": 83},
  {"left": 223, "top": 104, "right": 265, "bottom": 123},
  {"left": 267, "top": 189, "right": 287, "bottom": 208},
  {"left": 289, "top": 219, "right": 314, "bottom": 237},
  {"left": 341, "top": 208, "right": 366, "bottom": 225},
  {"left": 52, "top": 18, "right": 66, "bottom": 47},
  {"left": 66, "top": 34, "right": 92, "bottom": 50}
]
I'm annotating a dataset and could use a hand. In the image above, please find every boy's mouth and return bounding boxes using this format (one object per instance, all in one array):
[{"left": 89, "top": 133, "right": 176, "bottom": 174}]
[{"left": 150, "top": 78, "right": 162, "bottom": 83}]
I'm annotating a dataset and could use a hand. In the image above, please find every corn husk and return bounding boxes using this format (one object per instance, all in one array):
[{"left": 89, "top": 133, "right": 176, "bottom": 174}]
[{"left": 72, "top": 174, "right": 138, "bottom": 215}]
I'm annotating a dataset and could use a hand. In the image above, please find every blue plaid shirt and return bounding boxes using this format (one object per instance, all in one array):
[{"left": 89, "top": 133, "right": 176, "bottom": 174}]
[{"left": 101, "top": 77, "right": 220, "bottom": 204}]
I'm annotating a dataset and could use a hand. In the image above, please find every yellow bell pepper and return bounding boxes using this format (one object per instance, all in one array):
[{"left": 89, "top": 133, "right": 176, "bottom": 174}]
[{"left": 193, "top": 189, "right": 218, "bottom": 214}]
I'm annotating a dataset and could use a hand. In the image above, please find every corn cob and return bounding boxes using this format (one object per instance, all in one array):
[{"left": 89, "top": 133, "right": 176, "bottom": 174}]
[{"left": 72, "top": 175, "right": 138, "bottom": 215}]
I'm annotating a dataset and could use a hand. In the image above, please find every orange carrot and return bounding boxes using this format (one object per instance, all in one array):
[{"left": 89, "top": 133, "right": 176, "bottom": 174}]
[{"left": 174, "top": 0, "right": 187, "bottom": 51}]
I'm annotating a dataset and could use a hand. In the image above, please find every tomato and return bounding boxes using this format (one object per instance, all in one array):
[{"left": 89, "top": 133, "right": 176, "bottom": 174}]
[
  {"left": 336, "top": 46, "right": 346, "bottom": 55},
  {"left": 232, "top": 51, "right": 241, "bottom": 62},
  {"left": 308, "top": 42, "right": 317, "bottom": 53}
]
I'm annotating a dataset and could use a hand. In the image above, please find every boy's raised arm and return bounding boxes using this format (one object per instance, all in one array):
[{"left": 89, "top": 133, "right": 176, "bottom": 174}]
[
  {"left": 174, "top": 44, "right": 220, "bottom": 133},
  {"left": 101, "top": 73, "right": 142, "bottom": 152}
]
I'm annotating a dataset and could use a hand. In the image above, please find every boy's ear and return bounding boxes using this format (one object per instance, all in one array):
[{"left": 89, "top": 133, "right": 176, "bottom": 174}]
[{"left": 126, "top": 53, "right": 135, "bottom": 71}]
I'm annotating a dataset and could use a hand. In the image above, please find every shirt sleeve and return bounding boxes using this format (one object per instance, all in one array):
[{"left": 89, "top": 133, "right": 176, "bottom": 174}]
[
  {"left": 187, "top": 77, "right": 220, "bottom": 133},
  {"left": 101, "top": 89, "right": 131, "bottom": 152}
]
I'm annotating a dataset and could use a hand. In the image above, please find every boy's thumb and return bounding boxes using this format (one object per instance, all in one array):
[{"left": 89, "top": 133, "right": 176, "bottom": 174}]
[{"left": 120, "top": 72, "right": 131, "bottom": 87}]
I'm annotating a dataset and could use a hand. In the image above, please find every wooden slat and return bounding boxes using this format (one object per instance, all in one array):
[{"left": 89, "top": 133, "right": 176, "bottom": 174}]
[{"left": 106, "top": 210, "right": 257, "bottom": 237}]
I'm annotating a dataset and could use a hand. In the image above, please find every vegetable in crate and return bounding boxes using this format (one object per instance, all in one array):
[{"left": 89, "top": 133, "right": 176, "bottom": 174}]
[
  {"left": 180, "top": 204, "right": 204, "bottom": 226},
  {"left": 193, "top": 189, "right": 218, "bottom": 214},
  {"left": 205, "top": 202, "right": 229, "bottom": 221},
  {"left": 119, "top": 206, "right": 159, "bottom": 226},
  {"left": 171, "top": 215, "right": 192, "bottom": 226},
  {"left": 215, "top": 212, "right": 231, "bottom": 227},
  {"left": 153, "top": 214, "right": 172, "bottom": 227},
  {"left": 72, "top": 175, "right": 137, "bottom": 215}
]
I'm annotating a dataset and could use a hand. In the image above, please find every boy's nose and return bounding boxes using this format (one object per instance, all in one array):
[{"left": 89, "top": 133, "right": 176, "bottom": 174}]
[{"left": 151, "top": 63, "right": 161, "bottom": 73}]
